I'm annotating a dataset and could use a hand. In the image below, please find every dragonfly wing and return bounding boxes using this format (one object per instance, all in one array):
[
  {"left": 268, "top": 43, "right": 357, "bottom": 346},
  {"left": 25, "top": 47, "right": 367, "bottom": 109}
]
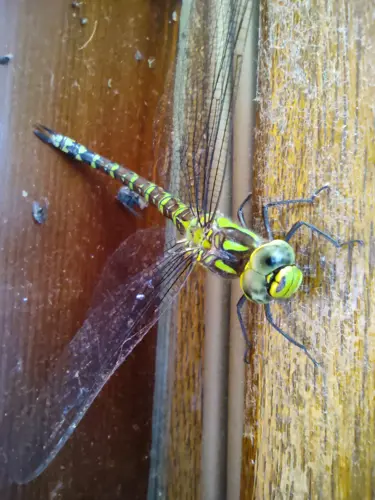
[
  {"left": 9, "top": 229, "right": 196, "bottom": 484},
  {"left": 154, "top": 0, "right": 252, "bottom": 221}
]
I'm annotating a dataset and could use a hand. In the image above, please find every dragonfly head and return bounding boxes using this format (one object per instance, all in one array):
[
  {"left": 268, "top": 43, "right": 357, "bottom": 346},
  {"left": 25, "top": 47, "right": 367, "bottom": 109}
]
[{"left": 240, "top": 240, "right": 303, "bottom": 304}]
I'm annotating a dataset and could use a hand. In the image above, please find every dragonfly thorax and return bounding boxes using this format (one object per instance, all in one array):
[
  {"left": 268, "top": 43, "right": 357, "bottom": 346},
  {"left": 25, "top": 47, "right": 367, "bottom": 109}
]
[
  {"left": 185, "top": 215, "right": 264, "bottom": 278},
  {"left": 240, "top": 240, "right": 303, "bottom": 304},
  {"left": 185, "top": 216, "right": 213, "bottom": 249}
]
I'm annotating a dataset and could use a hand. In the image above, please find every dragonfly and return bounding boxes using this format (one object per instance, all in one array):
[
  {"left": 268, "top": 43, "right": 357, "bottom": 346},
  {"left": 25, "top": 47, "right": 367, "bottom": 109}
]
[{"left": 9, "top": 0, "right": 362, "bottom": 485}]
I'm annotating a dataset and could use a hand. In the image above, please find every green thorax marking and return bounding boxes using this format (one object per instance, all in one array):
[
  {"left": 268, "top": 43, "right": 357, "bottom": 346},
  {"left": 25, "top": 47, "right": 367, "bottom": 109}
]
[{"left": 185, "top": 214, "right": 264, "bottom": 278}]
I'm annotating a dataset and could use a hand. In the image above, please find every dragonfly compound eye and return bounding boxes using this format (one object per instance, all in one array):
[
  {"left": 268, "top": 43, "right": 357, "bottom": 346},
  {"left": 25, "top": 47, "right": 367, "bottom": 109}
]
[
  {"left": 240, "top": 240, "right": 301, "bottom": 304},
  {"left": 249, "top": 240, "right": 296, "bottom": 274},
  {"left": 268, "top": 265, "right": 303, "bottom": 300}
]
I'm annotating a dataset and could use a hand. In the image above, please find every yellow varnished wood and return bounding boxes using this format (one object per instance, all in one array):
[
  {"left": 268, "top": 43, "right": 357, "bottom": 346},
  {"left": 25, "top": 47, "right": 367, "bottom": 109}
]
[
  {"left": 167, "top": 267, "right": 206, "bottom": 499},
  {"left": 241, "top": 1, "right": 374, "bottom": 498}
]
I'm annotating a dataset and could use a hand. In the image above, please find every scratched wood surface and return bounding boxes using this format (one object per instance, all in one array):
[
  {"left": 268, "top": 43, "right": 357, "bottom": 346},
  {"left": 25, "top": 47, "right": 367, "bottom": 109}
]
[
  {"left": 0, "top": 0, "right": 179, "bottom": 499},
  {"left": 241, "top": 0, "right": 374, "bottom": 498}
]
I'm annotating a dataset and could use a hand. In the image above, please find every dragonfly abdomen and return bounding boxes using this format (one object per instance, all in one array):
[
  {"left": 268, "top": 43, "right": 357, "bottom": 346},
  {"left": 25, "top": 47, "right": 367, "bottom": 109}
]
[{"left": 34, "top": 125, "right": 193, "bottom": 233}]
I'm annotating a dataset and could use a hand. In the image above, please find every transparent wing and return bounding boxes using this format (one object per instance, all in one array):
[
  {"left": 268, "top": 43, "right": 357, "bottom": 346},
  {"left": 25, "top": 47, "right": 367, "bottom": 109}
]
[
  {"left": 8, "top": 228, "right": 196, "bottom": 484},
  {"left": 154, "top": 0, "right": 253, "bottom": 224}
]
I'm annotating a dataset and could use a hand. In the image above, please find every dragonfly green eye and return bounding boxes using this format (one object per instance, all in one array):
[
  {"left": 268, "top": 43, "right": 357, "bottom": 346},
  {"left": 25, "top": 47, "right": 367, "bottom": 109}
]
[
  {"left": 268, "top": 265, "right": 303, "bottom": 299},
  {"left": 250, "top": 240, "right": 296, "bottom": 274},
  {"left": 240, "top": 240, "right": 303, "bottom": 304}
]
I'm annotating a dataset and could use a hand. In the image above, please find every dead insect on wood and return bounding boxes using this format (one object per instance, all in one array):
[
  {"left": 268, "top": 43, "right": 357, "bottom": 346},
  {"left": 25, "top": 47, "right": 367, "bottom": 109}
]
[
  {"left": 32, "top": 200, "right": 49, "bottom": 225},
  {"left": 0, "top": 54, "right": 13, "bottom": 65},
  {"left": 117, "top": 186, "right": 148, "bottom": 217}
]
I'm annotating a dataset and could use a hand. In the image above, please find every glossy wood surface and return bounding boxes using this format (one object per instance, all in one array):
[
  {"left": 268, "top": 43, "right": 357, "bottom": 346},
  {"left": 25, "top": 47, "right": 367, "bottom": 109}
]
[{"left": 0, "top": 0, "right": 178, "bottom": 498}]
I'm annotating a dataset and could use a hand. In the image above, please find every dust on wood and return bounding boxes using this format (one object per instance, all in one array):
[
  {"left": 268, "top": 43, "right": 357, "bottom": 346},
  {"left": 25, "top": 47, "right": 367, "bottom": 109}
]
[{"left": 241, "top": 1, "right": 375, "bottom": 498}]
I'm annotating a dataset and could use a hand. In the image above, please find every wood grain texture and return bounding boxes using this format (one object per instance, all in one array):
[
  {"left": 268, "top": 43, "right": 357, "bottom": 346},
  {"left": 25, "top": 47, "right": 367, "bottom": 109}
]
[
  {"left": 0, "top": 0, "right": 178, "bottom": 498},
  {"left": 166, "top": 267, "right": 205, "bottom": 500},
  {"left": 241, "top": 0, "right": 374, "bottom": 498}
]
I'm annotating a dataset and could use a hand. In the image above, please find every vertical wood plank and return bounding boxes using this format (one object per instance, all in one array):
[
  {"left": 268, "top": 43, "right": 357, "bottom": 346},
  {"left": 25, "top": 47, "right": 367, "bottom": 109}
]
[
  {"left": 0, "top": 1, "right": 178, "bottom": 498},
  {"left": 166, "top": 268, "right": 205, "bottom": 500},
  {"left": 241, "top": 0, "right": 374, "bottom": 498}
]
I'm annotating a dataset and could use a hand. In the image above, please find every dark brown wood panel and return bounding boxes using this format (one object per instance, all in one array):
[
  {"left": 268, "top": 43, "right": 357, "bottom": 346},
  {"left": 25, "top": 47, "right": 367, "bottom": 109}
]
[{"left": 0, "top": 1, "right": 179, "bottom": 499}]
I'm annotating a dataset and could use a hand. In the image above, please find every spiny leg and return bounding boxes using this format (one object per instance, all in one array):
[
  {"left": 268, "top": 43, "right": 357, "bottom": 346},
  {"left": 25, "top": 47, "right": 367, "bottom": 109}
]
[
  {"left": 264, "top": 304, "right": 320, "bottom": 367},
  {"left": 263, "top": 185, "right": 330, "bottom": 240},
  {"left": 237, "top": 193, "right": 252, "bottom": 228},
  {"left": 284, "top": 221, "right": 364, "bottom": 248},
  {"left": 237, "top": 294, "right": 252, "bottom": 363},
  {"left": 276, "top": 221, "right": 363, "bottom": 365},
  {"left": 237, "top": 295, "right": 319, "bottom": 366}
]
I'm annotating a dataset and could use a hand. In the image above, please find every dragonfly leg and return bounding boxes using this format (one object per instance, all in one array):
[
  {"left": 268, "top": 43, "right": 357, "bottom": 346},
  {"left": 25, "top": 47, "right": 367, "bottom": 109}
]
[
  {"left": 263, "top": 185, "right": 330, "bottom": 239},
  {"left": 284, "top": 221, "right": 364, "bottom": 248},
  {"left": 264, "top": 304, "right": 320, "bottom": 367},
  {"left": 237, "top": 193, "right": 252, "bottom": 228},
  {"left": 237, "top": 294, "right": 252, "bottom": 363}
]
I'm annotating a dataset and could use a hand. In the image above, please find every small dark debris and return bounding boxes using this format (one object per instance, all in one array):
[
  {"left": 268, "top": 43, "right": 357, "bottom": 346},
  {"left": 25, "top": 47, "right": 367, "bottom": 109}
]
[
  {"left": 80, "top": 17, "right": 88, "bottom": 26},
  {"left": 32, "top": 200, "right": 48, "bottom": 225},
  {"left": 134, "top": 50, "right": 143, "bottom": 62},
  {"left": 0, "top": 54, "right": 13, "bottom": 65},
  {"left": 71, "top": 1, "right": 82, "bottom": 7}
]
